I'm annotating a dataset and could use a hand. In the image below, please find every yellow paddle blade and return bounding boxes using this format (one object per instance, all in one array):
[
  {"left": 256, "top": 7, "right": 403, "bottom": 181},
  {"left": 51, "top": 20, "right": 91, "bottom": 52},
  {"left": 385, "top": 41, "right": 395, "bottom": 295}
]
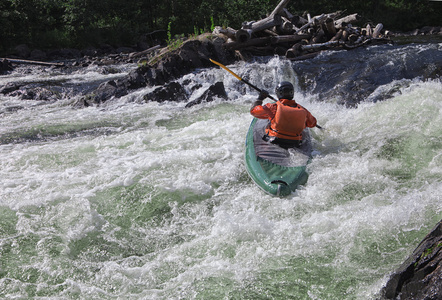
[{"left": 209, "top": 59, "right": 243, "bottom": 81}]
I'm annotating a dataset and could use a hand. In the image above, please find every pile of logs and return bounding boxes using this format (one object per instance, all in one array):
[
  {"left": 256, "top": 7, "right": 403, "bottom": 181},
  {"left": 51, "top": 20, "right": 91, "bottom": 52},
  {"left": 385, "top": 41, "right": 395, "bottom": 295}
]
[{"left": 213, "top": 0, "right": 392, "bottom": 60}]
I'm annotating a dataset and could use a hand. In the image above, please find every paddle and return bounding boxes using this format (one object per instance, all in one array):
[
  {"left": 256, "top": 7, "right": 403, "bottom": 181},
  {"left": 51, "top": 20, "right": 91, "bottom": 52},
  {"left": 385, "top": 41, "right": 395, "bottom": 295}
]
[
  {"left": 209, "top": 59, "right": 324, "bottom": 130},
  {"left": 210, "top": 59, "right": 276, "bottom": 101}
]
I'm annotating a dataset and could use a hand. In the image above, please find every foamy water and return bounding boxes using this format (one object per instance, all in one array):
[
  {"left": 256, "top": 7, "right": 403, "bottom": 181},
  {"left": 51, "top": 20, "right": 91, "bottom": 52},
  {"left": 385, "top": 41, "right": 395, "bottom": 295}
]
[{"left": 0, "top": 51, "right": 441, "bottom": 299}]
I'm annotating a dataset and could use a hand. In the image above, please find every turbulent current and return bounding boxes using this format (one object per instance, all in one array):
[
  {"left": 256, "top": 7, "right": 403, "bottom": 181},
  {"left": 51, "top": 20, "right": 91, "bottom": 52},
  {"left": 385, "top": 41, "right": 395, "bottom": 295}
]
[{"left": 1, "top": 42, "right": 441, "bottom": 299}]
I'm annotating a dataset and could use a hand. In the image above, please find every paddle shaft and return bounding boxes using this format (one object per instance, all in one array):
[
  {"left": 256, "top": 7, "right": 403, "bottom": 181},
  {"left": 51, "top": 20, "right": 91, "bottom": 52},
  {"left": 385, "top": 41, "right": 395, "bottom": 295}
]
[
  {"left": 209, "top": 59, "right": 276, "bottom": 101},
  {"left": 209, "top": 59, "right": 323, "bottom": 130}
]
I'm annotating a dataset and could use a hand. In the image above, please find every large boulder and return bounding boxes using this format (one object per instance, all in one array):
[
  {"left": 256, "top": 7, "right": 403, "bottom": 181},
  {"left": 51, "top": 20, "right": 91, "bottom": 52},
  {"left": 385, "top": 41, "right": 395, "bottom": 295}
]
[
  {"left": 143, "top": 81, "right": 188, "bottom": 103},
  {"left": 381, "top": 220, "right": 442, "bottom": 299},
  {"left": 86, "top": 35, "right": 235, "bottom": 105},
  {"left": 185, "top": 82, "right": 228, "bottom": 108},
  {"left": 0, "top": 59, "right": 14, "bottom": 74},
  {"left": 85, "top": 80, "right": 128, "bottom": 105},
  {"left": 0, "top": 82, "right": 22, "bottom": 94},
  {"left": 0, "top": 82, "right": 60, "bottom": 101}
]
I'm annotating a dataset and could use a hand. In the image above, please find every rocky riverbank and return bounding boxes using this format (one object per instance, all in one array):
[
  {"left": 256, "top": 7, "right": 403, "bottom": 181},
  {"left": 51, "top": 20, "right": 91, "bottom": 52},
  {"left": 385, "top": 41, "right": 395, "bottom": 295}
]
[
  {"left": 1, "top": 25, "right": 441, "bottom": 106},
  {"left": 0, "top": 34, "right": 237, "bottom": 107},
  {"left": 381, "top": 221, "right": 442, "bottom": 299},
  {"left": 79, "top": 34, "right": 236, "bottom": 107}
]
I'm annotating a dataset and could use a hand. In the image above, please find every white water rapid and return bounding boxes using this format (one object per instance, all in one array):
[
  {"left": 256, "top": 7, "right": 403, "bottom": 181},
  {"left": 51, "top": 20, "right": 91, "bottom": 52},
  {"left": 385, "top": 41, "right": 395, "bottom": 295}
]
[{"left": 1, "top": 45, "right": 441, "bottom": 299}]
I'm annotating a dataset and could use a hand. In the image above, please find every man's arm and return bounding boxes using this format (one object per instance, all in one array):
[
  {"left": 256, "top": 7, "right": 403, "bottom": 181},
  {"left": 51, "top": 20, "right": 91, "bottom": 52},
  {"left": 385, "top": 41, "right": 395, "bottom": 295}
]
[
  {"left": 250, "top": 90, "right": 275, "bottom": 119},
  {"left": 251, "top": 102, "right": 277, "bottom": 119},
  {"left": 305, "top": 110, "right": 317, "bottom": 128}
]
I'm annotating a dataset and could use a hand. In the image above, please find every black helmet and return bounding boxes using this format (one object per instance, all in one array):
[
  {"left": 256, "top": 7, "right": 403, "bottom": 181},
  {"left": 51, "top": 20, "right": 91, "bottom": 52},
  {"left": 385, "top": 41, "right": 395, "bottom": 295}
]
[{"left": 275, "top": 81, "right": 294, "bottom": 100}]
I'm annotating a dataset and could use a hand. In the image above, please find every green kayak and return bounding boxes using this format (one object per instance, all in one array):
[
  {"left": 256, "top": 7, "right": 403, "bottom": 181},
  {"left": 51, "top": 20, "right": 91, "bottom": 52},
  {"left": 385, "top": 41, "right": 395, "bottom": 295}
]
[{"left": 245, "top": 118, "right": 313, "bottom": 197}]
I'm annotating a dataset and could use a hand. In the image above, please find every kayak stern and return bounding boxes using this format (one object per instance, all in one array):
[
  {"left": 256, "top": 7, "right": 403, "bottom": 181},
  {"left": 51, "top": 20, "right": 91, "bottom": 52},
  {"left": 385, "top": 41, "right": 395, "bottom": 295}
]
[{"left": 245, "top": 118, "right": 312, "bottom": 197}]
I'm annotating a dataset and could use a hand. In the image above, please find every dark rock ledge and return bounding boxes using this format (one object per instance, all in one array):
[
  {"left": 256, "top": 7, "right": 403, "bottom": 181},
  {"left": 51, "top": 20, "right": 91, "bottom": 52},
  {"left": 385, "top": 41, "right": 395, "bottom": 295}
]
[
  {"left": 77, "top": 34, "right": 236, "bottom": 107},
  {"left": 381, "top": 220, "right": 442, "bottom": 300}
]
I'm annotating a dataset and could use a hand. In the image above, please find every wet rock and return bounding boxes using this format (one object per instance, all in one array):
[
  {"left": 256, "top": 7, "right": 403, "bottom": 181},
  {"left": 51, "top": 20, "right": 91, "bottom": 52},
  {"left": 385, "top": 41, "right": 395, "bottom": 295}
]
[
  {"left": 86, "top": 80, "right": 128, "bottom": 105},
  {"left": 86, "top": 35, "right": 235, "bottom": 104},
  {"left": 0, "top": 59, "right": 14, "bottom": 74},
  {"left": 3, "top": 83, "right": 61, "bottom": 101},
  {"left": 1, "top": 85, "right": 58, "bottom": 101},
  {"left": 182, "top": 79, "right": 202, "bottom": 93},
  {"left": 381, "top": 220, "right": 442, "bottom": 300},
  {"left": 419, "top": 26, "right": 441, "bottom": 35},
  {"left": 0, "top": 82, "right": 22, "bottom": 94},
  {"left": 185, "top": 82, "right": 228, "bottom": 108},
  {"left": 18, "top": 87, "right": 59, "bottom": 101},
  {"left": 143, "top": 81, "right": 188, "bottom": 103},
  {"left": 71, "top": 59, "right": 91, "bottom": 68}
]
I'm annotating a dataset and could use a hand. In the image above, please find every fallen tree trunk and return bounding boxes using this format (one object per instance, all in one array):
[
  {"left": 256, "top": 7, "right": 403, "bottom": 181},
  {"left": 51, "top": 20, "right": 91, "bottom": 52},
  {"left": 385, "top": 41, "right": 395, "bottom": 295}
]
[
  {"left": 237, "top": 14, "right": 283, "bottom": 43},
  {"left": 213, "top": 26, "right": 237, "bottom": 40},
  {"left": 324, "top": 17, "right": 337, "bottom": 36},
  {"left": 129, "top": 45, "right": 161, "bottom": 59},
  {"left": 213, "top": 0, "right": 392, "bottom": 60},
  {"left": 372, "top": 23, "right": 384, "bottom": 38},
  {"left": 285, "top": 43, "right": 304, "bottom": 58},
  {"left": 224, "top": 37, "right": 272, "bottom": 50},
  {"left": 271, "top": 34, "right": 310, "bottom": 44},
  {"left": 270, "top": 0, "right": 290, "bottom": 17},
  {"left": 2, "top": 58, "right": 64, "bottom": 67},
  {"left": 335, "top": 13, "right": 360, "bottom": 29},
  {"left": 235, "top": 28, "right": 253, "bottom": 43},
  {"left": 276, "top": 18, "right": 295, "bottom": 35},
  {"left": 295, "top": 14, "right": 327, "bottom": 34},
  {"left": 301, "top": 40, "right": 341, "bottom": 51}
]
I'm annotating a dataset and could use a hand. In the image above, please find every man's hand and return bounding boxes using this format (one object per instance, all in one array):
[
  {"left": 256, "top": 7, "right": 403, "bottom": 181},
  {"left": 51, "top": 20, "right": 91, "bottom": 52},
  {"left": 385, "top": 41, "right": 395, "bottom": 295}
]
[{"left": 258, "top": 90, "right": 269, "bottom": 100}]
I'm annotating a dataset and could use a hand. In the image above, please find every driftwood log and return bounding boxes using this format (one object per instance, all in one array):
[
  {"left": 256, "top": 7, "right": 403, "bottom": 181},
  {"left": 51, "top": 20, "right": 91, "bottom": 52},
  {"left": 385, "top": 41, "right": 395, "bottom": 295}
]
[
  {"left": 1, "top": 58, "right": 64, "bottom": 67},
  {"left": 213, "top": 0, "right": 391, "bottom": 60},
  {"left": 128, "top": 45, "right": 161, "bottom": 59}
]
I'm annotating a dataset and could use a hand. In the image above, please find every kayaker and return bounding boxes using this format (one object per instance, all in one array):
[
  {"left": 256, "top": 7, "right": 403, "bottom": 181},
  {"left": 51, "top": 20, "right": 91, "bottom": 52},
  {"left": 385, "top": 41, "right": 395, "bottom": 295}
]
[{"left": 250, "top": 81, "right": 317, "bottom": 149}]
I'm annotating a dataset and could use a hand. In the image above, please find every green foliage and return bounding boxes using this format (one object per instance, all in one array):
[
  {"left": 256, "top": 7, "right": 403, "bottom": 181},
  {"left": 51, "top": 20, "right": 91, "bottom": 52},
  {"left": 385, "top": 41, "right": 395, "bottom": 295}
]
[
  {"left": 167, "top": 20, "right": 173, "bottom": 44},
  {"left": 415, "top": 241, "right": 442, "bottom": 268},
  {"left": 0, "top": 0, "right": 440, "bottom": 55},
  {"left": 168, "top": 34, "right": 185, "bottom": 51}
]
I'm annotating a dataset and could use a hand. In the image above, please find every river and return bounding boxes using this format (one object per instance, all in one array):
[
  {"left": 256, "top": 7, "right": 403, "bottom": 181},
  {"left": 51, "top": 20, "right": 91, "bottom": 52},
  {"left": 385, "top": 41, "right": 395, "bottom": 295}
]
[{"left": 1, "top": 42, "right": 441, "bottom": 299}]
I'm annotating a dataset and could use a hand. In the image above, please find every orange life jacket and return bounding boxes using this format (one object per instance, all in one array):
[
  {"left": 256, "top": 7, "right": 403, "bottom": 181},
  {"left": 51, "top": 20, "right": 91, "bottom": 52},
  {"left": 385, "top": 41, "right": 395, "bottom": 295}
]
[{"left": 266, "top": 100, "right": 308, "bottom": 140}]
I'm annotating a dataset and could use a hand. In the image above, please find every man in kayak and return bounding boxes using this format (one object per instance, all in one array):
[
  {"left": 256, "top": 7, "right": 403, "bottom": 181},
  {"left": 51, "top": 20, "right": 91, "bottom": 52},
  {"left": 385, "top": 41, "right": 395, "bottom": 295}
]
[{"left": 250, "top": 81, "right": 317, "bottom": 149}]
